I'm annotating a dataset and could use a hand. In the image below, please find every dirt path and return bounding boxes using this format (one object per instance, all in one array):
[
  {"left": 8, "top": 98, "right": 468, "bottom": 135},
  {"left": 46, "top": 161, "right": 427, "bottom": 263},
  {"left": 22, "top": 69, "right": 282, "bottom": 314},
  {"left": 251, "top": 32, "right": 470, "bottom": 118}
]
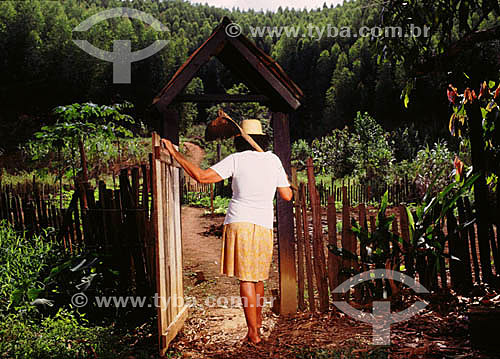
[{"left": 170, "top": 206, "right": 281, "bottom": 358}]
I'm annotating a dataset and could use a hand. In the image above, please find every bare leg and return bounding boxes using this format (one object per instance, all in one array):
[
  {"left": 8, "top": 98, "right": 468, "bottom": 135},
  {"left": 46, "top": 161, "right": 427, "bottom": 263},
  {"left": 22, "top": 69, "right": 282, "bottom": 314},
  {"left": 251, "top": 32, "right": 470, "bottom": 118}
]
[
  {"left": 240, "top": 281, "right": 261, "bottom": 344},
  {"left": 255, "top": 281, "right": 265, "bottom": 330}
]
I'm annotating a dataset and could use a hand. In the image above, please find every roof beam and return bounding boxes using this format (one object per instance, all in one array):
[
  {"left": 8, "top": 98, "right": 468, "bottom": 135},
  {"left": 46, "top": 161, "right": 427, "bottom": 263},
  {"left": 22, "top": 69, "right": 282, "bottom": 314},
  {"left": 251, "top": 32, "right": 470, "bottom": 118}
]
[
  {"left": 173, "top": 94, "right": 270, "bottom": 104},
  {"left": 227, "top": 36, "right": 301, "bottom": 111},
  {"left": 153, "top": 28, "right": 227, "bottom": 110}
]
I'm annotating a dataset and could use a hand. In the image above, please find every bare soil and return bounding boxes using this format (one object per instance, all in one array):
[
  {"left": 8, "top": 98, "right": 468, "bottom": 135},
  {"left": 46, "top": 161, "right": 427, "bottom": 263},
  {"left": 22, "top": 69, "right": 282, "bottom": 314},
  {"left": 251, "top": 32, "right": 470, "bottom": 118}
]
[{"left": 170, "top": 206, "right": 281, "bottom": 358}]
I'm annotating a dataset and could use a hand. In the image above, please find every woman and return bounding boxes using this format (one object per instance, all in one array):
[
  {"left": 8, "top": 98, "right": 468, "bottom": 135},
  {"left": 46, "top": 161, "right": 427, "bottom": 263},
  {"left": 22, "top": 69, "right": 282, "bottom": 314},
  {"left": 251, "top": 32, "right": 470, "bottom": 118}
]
[{"left": 161, "top": 119, "right": 292, "bottom": 344}]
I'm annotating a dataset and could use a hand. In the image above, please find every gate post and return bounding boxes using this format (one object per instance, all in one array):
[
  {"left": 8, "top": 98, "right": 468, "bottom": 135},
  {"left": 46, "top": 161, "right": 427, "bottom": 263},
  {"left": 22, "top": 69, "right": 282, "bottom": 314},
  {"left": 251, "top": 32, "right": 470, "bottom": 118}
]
[{"left": 272, "top": 112, "right": 298, "bottom": 314}]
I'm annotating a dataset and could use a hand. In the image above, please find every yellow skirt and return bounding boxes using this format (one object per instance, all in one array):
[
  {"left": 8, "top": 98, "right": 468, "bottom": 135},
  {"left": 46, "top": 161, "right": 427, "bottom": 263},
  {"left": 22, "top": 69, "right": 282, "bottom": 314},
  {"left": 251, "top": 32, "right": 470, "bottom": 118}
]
[{"left": 220, "top": 222, "right": 274, "bottom": 282}]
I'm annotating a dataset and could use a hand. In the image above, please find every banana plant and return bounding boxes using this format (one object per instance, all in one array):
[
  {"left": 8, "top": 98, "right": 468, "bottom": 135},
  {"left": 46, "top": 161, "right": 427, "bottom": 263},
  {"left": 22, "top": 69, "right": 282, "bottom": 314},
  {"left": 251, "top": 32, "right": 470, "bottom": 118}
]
[
  {"left": 328, "top": 169, "right": 479, "bottom": 296},
  {"left": 404, "top": 169, "right": 479, "bottom": 282}
]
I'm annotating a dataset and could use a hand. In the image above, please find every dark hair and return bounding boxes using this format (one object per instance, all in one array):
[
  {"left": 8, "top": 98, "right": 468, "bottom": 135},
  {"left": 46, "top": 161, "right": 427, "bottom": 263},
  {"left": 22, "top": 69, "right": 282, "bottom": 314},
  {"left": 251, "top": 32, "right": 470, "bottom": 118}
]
[{"left": 234, "top": 135, "right": 269, "bottom": 152}]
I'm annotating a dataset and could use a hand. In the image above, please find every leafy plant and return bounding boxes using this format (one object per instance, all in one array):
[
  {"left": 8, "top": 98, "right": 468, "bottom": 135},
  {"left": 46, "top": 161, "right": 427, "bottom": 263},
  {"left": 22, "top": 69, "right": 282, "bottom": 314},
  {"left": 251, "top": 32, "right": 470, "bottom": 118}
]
[
  {"left": 24, "top": 102, "right": 144, "bottom": 183},
  {"left": 184, "top": 191, "right": 230, "bottom": 215},
  {"left": 448, "top": 80, "right": 500, "bottom": 191},
  {"left": 329, "top": 170, "right": 479, "bottom": 294},
  {"left": 291, "top": 139, "right": 311, "bottom": 170},
  {"left": 310, "top": 126, "right": 357, "bottom": 178},
  {"left": 411, "top": 141, "right": 455, "bottom": 197},
  {"left": 388, "top": 124, "right": 425, "bottom": 162},
  {"left": 404, "top": 171, "right": 479, "bottom": 281},
  {"left": 352, "top": 111, "right": 394, "bottom": 179},
  {"left": 0, "top": 221, "right": 59, "bottom": 314},
  {"left": 0, "top": 308, "right": 124, "bottom": 359},
  {"left": 349, "top": 191, "right": 402, "bottom": 269}
]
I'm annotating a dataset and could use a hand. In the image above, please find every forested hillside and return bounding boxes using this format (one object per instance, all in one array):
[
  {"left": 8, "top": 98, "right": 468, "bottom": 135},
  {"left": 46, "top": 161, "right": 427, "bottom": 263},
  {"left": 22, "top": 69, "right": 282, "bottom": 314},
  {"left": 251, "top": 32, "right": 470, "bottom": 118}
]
[{"left": 1, "top": 0, "right": 498, "bottom": 152}]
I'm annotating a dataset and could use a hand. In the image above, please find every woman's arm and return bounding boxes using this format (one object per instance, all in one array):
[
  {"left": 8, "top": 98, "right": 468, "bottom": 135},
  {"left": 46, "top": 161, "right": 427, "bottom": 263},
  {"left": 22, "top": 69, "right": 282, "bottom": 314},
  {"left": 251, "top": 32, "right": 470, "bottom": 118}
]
[
  {"left": 277, "top": 186, "right": 293, "bottom": 201},
  {"left": 161, "top": 139, "right": 223, "bottom": 184}
]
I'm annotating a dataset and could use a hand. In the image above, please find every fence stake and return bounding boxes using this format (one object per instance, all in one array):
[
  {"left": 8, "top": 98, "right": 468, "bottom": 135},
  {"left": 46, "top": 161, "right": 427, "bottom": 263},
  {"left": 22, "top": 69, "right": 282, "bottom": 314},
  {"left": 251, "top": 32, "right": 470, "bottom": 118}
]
[
  {"left": 292, "top": 168, "right": 306, "bottom": 311},
  {"left": 327, "top": 195, "right": 340, "bottom": 301},
  {"left": 299, "top": 184, "right": 315, "bottom": 312},
  {"left": 306, "top": 158, "right": 329, "bottom": 312}
]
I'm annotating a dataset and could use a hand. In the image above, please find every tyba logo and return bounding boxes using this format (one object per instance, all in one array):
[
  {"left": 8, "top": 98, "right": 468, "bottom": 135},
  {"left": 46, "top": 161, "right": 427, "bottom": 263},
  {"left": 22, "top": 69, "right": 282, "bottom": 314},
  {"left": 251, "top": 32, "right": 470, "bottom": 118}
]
[
  {"left": 333, "top": 269, "right": 429, "bottom": 345},
  {"left": 73, "top": 8, "right": 169, "bottom": 84}
]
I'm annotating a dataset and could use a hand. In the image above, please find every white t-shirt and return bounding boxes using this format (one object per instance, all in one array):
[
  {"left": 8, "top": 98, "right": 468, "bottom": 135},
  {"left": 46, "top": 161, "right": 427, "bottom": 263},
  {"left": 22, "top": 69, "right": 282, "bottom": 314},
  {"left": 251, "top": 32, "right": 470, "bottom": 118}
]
[{"left": 210, "top": 150, "right": 290, "bottom": 229}]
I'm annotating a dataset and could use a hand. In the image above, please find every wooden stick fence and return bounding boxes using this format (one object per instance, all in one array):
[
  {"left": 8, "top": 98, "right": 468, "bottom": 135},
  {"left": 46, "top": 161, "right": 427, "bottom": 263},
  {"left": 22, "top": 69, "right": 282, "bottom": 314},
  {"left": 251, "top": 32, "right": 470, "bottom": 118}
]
[
  {"left": 181, "top": 177, "right": 232, "bottom": 202},
  {"left": 0, "top": 179, "right": 67, "bottom": 202},
  {"left": 0, "top": 164, "right": 156, "bottom": 296},
  {"left": 295, "top": 164, "right": 499, "bottom": 312},
  {"left": 303, "top": 176, "right": 420, "bottom": 208},
  {"left": 0, "top": 181, "right": 66, "bottom": 241}
]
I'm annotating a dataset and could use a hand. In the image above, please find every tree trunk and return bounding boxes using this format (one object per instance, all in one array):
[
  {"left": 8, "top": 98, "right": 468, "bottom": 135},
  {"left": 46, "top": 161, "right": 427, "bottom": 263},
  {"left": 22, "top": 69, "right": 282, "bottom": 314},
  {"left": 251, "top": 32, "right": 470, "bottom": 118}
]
[{"left": 466, "top": 101, "right": 493, "bottom": 282}]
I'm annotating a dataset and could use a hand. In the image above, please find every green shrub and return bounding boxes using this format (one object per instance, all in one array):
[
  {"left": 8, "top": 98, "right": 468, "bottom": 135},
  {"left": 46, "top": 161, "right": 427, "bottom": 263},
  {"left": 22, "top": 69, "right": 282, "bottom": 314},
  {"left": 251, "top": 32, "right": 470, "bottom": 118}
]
[
  {"left": 23, "top": 102, "right": 148, "bottom": 183},
  {"left": 410, "top": 141, "right": 455, "bottom": 197},
  {"left": 388, "top": 124, "right": 425, "bottom": 162},
  {"left": 184, "top": 191, "right": 230, "bottom": 214},
  {"left": 311, "top": 127, "right": 357, "bottom": 178},
  {"left": 0, "top": 223, "right": 158, "bottom": 359},
  {"left": 351, "top": 111, "right": 394, "bottom": 179},
  {"left": 291, "top": 139, "right": 311, "bottom": 170},
  {"left": 292, "top": 112, "right": 394, "bottom": 180},
  {"left": 0, "top": 222, "right": 60, "bottom": 313},
  {"left": 0, "top": 309, "right": 122, "bottom": 359}
]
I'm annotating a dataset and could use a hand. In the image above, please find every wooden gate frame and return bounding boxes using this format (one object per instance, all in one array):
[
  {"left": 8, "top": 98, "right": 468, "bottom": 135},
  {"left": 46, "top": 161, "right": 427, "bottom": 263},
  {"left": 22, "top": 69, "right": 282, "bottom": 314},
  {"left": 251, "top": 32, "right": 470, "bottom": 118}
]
[
  {"left": 151, "top": 132, "right": 188, "bottom": 356},
  {"left": 152, "top": 17, "right": 304, "bottom": 315}
]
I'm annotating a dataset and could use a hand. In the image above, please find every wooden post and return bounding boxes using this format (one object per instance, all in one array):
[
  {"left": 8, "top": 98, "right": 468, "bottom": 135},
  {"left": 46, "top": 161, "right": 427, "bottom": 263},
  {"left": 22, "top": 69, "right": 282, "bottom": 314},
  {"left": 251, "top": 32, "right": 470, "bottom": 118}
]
[
  {"left": 358, "top": 203, "right": 368, "bottom": 301},
  {"left": 272, "top": 112, "right": 297, "bottom": 314},
  {"left": 306, "top": 158, "right": 329, "bottom": 312},
  {"left": 463, "top": 198, "right": 481, "bottom": 283},
  {"left": 292, "top": 168, "right": 306, "bottom": 311},
  {"left": 210, "top": 183, "right": 214, "bottom": 215},
  {"left": 160, "top": 107, "right": 180, "bottom": 146},
  {"left": 358, "top": 204, "right": 368, "bottom": 262},
  {"left": 327, "top": 195, "right": 340, "bottom": 301},
  {"left": 341, "top": 186, "right": 354, "bottom": 300},
  {"left": 300, "top": 184, "right": 315, "bottom": 312},
  {"left": 341, "top": 186, "right": 353, "bottom": 270}
]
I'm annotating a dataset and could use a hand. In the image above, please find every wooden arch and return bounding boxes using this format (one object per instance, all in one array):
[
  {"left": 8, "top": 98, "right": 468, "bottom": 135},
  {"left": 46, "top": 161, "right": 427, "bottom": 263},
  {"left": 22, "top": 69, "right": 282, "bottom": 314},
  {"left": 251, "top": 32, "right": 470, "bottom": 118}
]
[{"left": 153, "top": 16, "right": 304, "bottom": 315}]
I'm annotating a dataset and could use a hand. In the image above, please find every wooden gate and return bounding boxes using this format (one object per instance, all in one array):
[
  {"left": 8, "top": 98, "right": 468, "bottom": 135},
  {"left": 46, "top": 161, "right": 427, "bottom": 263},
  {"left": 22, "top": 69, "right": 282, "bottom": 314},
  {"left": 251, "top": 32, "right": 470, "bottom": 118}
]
[{"left": 151, "top": 132, "right": 188, "bottom": 356}]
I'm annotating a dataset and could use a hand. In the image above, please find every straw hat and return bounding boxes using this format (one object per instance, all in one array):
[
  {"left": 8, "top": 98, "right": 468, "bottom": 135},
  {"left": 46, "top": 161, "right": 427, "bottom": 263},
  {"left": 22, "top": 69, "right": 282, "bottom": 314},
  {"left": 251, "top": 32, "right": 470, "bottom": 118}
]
[{"left": 240, "top": 119, "right": 265, "bottom": 136}]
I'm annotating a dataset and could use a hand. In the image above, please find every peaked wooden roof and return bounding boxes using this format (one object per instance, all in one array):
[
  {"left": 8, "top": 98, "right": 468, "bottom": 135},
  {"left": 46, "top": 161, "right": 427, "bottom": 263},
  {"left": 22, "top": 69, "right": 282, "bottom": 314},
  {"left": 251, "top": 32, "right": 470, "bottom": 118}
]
[{"left": 153, "top": 17, "right": 303, "bottom": 112}]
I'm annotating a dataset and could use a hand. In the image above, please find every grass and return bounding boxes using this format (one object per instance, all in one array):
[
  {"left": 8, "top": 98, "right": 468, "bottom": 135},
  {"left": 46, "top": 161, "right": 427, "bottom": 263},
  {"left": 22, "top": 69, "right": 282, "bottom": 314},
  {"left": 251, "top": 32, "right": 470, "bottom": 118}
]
[
  {"left": 0, "top": 221, "right": 171, "bottom": 358},
  {"left": 0, "top": 309, "right": 124, "bottom": 359},
  {"left": 0, "top": 168, "right": 59, "bottom": 187},
  {"left": 0, "top": 222, "right": 58, "bottom": 313}
]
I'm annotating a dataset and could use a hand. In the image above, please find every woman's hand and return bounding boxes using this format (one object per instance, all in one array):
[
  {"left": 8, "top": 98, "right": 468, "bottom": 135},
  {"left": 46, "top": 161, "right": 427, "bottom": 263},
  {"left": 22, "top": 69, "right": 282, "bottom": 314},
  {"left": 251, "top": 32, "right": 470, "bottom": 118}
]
[
  {"left": 161, "top": 138, "right": 176, "bottom": 156},
  {"left": 277, "top": 186, "right": 293, "bottom": 201}
]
